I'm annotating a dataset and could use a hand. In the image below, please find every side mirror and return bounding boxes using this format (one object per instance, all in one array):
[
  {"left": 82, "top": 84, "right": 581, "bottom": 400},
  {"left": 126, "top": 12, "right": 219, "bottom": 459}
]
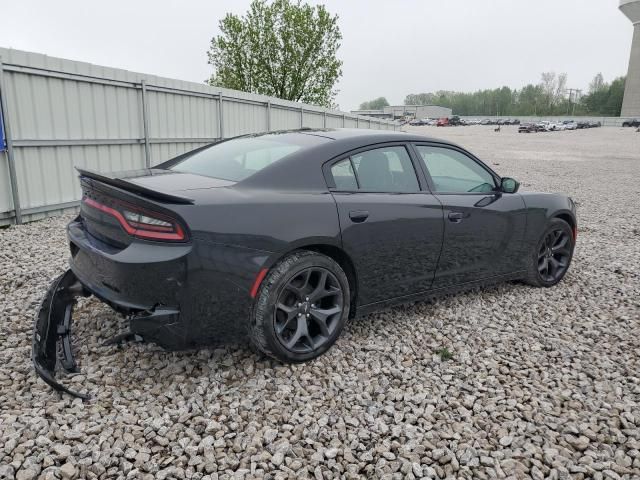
[{"left": 500, "top": 177, "right": 519, "bottom": 193}]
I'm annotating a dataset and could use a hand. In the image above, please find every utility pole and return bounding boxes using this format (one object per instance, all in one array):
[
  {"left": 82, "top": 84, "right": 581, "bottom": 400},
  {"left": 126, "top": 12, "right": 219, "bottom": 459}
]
[
  {"left": 573, "top": 90, "right": 581, "bottom": 116},
  {"left": 566, "top": 88, "right": 580, "bottom": 116}
]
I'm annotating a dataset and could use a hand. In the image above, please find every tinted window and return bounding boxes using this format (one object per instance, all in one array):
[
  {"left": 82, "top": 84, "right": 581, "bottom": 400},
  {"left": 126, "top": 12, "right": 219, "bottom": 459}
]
[
  {"left": 346, "top": 146, "right": 419, "bottom": 192},
  {"left": 331, "top": 159, "right": 358, "bottom": 190},
  {"left": 416, "top": 146, "right": 496, "bottom": 193},
  {"left": 168, "top": 134, "right": 318, "bottom": 181}
]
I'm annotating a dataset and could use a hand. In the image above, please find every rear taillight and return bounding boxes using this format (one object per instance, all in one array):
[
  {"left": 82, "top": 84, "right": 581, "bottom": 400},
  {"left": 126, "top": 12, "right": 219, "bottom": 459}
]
[{"left": 83, "top": 197, "right": 186, "bottom": 242}]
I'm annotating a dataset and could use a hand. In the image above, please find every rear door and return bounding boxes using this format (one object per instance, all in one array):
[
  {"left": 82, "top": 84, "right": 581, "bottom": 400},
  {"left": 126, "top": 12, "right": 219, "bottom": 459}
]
[
  {"left": 413, "top": 143, "right": 527, "bottom": 288},
  {"left": 325, "top": 143, "right": 444, "bottom": 306}
]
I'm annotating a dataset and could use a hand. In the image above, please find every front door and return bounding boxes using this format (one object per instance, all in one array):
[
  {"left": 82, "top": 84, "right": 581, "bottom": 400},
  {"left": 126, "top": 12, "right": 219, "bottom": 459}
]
[
  {"left": 413, "top": 144, "right": 527, "bottom": 288},
  {"left": 327, "top": 144, "right": 444, "bottom": 306}
]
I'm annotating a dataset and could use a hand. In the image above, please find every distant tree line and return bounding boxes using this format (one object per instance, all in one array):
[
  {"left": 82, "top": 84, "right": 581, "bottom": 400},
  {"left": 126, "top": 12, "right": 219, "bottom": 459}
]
[
  {"left": 402, "top": 73, "right": 626, "bottom": 117},
  {"left": 359, "top": 97, "right": 389, "bottom": 110}
]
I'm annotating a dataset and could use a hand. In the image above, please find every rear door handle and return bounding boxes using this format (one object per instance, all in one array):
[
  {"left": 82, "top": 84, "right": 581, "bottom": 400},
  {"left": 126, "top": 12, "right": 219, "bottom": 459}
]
[
  {"left": 448, "top": 211, "right": 465, "bottom": 223},
  {"left": 349, "top": 210, "right": 369, "bottom": 223}
]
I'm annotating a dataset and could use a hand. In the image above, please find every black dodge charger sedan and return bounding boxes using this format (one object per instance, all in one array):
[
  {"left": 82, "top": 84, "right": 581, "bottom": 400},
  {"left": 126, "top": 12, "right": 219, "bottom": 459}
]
[{"left": 34, "top": 128, "right": 577, "bottom": 397}]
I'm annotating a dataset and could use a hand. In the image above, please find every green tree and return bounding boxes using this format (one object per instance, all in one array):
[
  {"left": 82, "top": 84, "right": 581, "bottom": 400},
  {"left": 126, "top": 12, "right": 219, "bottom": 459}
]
[
  {"left": 359, "top": 97, "right": 389, "bottom": 110},
  {"left": 404, "top": 93, "right": 436, "bottom": 105},
  {"left": 403, "top": 71, "right": 624, "bottom": 116},
  {"left": 589, "top": 73, "right": 605, "bottom": 93},
  {"left": 602, "top": 77, "right": 625, "bottom": 115},
  {"left": 581, "top": 76, "right": 625, "bottom": 115},
  {"left": 207, "top": 0, "right": 343, "bottom": 107}
]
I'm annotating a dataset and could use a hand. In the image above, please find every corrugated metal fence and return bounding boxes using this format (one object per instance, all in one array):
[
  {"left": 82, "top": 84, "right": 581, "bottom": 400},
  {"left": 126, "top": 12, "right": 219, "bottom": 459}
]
[{"left": 0, "top": 47, "right": 397, "bottom": 225}]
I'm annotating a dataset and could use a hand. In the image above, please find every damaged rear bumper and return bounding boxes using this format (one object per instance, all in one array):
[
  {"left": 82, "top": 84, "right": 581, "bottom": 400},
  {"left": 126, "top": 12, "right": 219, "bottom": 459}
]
[
  {"left": 33, "top": 220, "right": 263, "bottom": 399},
  {"left": 32, "top": 269, "right": 187, "bottom": 399},
  {"left": 32, "top": 269, "right": 90, "bottom": 399}
]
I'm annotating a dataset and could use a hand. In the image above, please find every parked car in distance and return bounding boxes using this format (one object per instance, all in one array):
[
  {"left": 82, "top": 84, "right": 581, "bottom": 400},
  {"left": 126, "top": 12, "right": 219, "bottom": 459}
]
[
  {"left": 33, "top": 128, "right": 577, "bottom": 398},
  {"left": 588, "top": 121, "right": 602, "bottom": 128},
  {"left": 622, "top": 119, "right": 640, "bottom": 127},
  {"left": 577, "top": 121, "right": 590, "bottom": 129},
  {"left": 563, "top": 121, "right": 578, "bottom": 130},
  {"left": 436, "top": 117, "right": 449, "bottom": 127},
  {"left": 518, "top": 123, "right": 538, "bottom": 133}
]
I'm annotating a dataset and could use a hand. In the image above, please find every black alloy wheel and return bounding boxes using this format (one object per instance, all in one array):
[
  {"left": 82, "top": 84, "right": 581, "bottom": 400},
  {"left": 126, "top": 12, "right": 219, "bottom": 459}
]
[
  {"left": 537, "top": 229, "right": 572, "bottom": 283},
  {"left": 523, "top": 218, "right": 575, "bottom": 287},
  {"left": 249, "top": 251, "right": 350, "bottom": 362},
  {"left": 274, "top": 267, "right": 343, "bottom": 353}
]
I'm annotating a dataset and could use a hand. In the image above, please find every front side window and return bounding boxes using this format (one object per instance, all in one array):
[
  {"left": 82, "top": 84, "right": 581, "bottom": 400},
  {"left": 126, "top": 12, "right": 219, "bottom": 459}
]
[
  {"left": 415, "top": 145, "right": 496, "bottom": 193},
  {"left": 331, "top": 146, "right": 420, "bottom": 193}
]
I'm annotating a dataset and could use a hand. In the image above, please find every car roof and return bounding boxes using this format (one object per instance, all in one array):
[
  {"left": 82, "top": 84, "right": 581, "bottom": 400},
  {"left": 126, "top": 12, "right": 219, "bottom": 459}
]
[{"left": 259, "top": 127, "right": 447, "bottom": 144}]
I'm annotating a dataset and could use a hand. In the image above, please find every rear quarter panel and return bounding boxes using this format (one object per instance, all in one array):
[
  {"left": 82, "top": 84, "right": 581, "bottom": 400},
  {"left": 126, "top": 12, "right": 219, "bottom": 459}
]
[{"left": 172, "top": 187, "right": 342, "bottom": 290}]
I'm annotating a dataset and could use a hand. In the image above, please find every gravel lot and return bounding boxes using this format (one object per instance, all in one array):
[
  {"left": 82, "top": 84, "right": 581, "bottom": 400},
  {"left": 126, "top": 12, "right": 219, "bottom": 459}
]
[{"left": 1, "top": 126, "right": 639, "bottom": 480}]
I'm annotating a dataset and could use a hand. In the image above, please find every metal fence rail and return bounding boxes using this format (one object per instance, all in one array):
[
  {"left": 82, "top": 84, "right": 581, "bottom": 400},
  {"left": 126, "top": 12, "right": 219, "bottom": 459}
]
[{"left": 0, "top": 47, "right": 396, "bottom": 225}]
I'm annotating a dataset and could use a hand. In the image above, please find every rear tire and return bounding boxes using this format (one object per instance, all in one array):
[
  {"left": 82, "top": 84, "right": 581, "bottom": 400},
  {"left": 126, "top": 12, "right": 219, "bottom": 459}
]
[
  {"left": 248, "top": 251, "right": 350, "bottom": 363},
  {"left": 522, "top": 218, "right": 574, "bottom": 287}
]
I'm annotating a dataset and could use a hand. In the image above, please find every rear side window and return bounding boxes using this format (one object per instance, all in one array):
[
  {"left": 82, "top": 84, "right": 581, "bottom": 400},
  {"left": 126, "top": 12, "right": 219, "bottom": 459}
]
[
  {"left": 330, "top": 146, "right": 420, "bottom": 193},
  {"left": 167, "top": 135, "right": 314, "bottom": 181},
  {"left": 331, "top": 159, "right": 358, "bottom": 190}
]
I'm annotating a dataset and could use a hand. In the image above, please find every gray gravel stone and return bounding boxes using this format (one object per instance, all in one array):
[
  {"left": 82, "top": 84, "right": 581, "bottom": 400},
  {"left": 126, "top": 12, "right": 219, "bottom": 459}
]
[{"left": 59, "top": 463, "right": 76, "bottom": 479}]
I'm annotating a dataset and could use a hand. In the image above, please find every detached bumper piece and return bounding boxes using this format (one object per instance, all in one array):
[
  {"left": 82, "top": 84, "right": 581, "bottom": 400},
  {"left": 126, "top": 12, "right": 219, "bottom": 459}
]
[{"left": 32, "top": 269, "right": 90, "bottom": 400}]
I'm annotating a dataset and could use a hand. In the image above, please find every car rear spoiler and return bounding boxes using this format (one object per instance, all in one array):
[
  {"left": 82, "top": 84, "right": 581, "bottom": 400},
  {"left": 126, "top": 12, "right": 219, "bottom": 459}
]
[{"left": 76, "top": 167, "right": 195, "bottom": 205}]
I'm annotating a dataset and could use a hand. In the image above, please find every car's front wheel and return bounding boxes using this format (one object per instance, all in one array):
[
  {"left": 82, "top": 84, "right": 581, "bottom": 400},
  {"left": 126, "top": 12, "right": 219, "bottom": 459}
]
[
  {"left": 249, "top": 251, "right": 350, "bottom": 363},
  {"left": 523, "top": 218, "right": 575, "bottom": 287}
]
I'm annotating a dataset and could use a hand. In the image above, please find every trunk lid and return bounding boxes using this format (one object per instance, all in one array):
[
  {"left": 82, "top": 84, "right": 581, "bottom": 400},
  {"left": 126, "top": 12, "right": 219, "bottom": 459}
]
[{"left": 77, "top": 168, "right": 225, "bottom": 248}]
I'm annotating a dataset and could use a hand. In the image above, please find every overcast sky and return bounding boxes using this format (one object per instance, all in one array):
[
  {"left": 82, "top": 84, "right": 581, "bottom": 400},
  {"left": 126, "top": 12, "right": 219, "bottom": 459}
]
[{"left": 0, "top": 0, "right": 632, "bottom": 111}]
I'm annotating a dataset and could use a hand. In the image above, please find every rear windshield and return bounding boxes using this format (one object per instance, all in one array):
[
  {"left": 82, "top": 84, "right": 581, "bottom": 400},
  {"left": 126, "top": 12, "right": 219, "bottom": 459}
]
[{"left": 167, "top": 133, "right": 324, "bottom": 182}]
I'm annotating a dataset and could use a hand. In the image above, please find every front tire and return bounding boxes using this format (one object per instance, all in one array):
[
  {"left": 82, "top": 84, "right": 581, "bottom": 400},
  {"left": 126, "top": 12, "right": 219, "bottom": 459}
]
[
  {"left": 249, "top": 251, "right": 350, "bottom": 363},
  {"left": 523, "top": 218, "right": 575, "bottom": 287}
]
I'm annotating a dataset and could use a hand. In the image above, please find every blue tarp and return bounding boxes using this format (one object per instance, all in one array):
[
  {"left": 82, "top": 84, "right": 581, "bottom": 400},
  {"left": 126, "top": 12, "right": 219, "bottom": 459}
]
[{"left": 0, "top": 105, "right": 5, "bottom": 151}]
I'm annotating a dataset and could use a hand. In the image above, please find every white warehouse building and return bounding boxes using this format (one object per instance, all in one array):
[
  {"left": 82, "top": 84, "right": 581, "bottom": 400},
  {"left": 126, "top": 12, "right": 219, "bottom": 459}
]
[{"left": 351, "top": 105, "right": 453, "bottom": 120}]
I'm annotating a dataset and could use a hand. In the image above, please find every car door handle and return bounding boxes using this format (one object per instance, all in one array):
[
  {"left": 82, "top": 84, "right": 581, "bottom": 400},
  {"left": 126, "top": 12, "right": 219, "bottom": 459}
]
[
  {"left": 448, "top": 211, "right": 466, "bottom": 223},
  {"left": 349, "top": 210, "right": 369, "bottom": 223}
]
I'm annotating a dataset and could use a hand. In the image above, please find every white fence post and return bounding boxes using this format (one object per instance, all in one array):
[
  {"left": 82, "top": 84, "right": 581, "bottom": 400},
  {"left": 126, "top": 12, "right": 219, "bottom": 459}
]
[
  {"left": 0, "top": 57, "right": 22, "bottom": 224},
  {"left": 140, "top": 80, "right": 151, "bottom": 168},
  {"left": 218, "top": 92, "right": 224, "bottom": 139},
  {"left": 267, "top": 101, "right": 271, "bottom": 132}
]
